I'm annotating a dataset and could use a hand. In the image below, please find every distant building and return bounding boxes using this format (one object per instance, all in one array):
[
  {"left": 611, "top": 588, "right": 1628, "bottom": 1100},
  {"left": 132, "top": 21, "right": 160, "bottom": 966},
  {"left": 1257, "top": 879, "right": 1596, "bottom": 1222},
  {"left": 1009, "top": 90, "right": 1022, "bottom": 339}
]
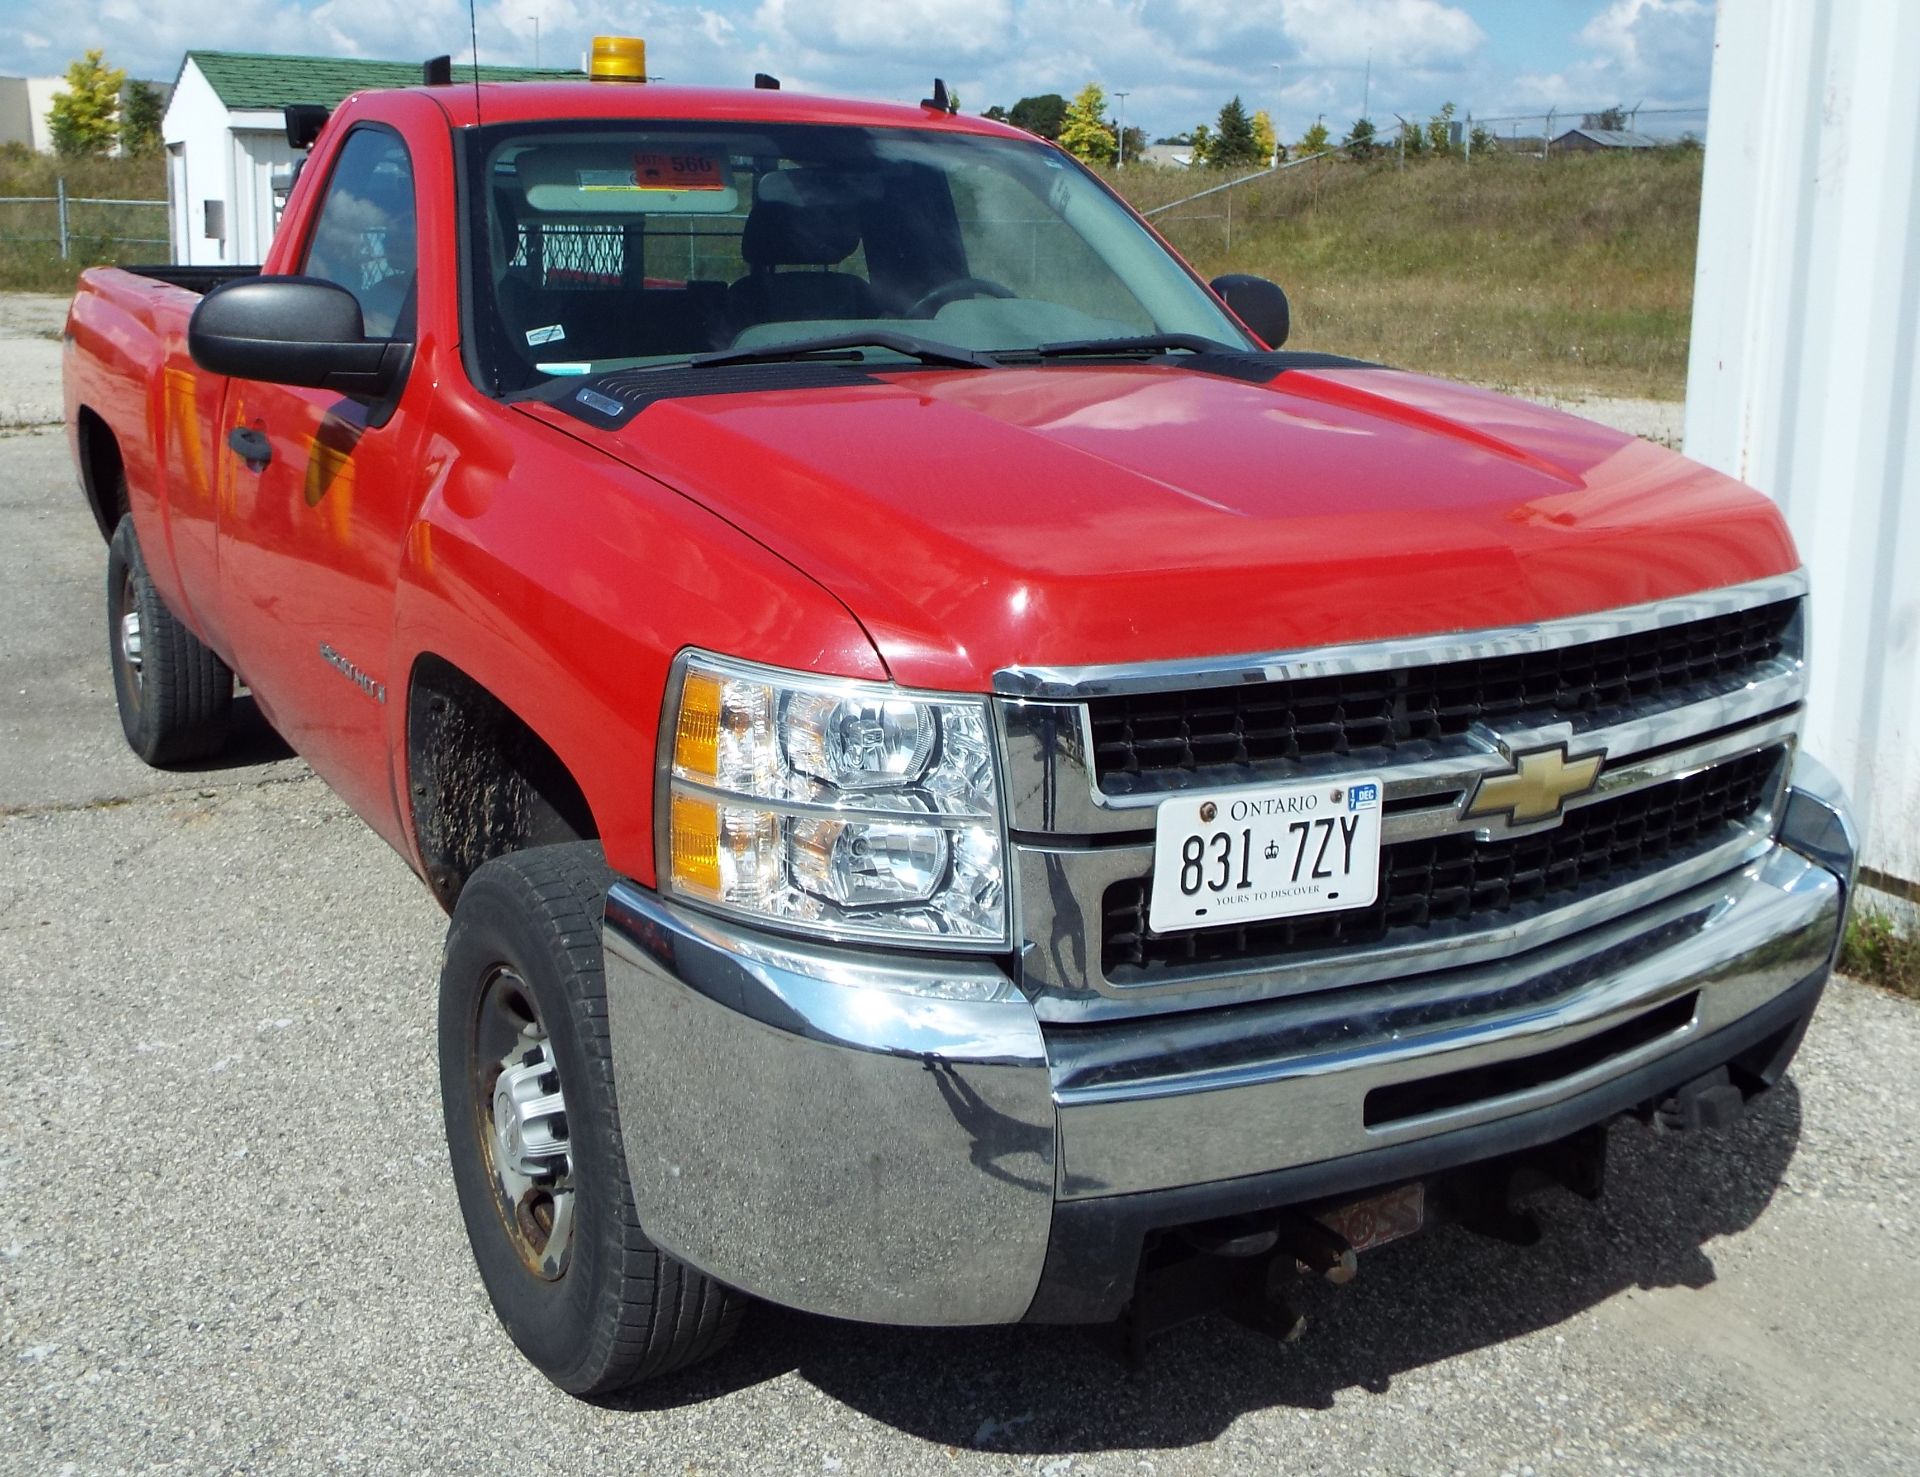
[
  {"left": 163, "top": 51, "right": 574, "bottom": 266},
  {"left": 1135, "top": 143, "right": 1194, "bottom": 168},
  {"left": 0, "top": 75, "right": 173, "bottom": 154},
  {"left": 1549, "top": 127, "right": 1663, "bottom": 154},
  {"left": 0, "top": 76, "right": 69, "bottom": 152}
]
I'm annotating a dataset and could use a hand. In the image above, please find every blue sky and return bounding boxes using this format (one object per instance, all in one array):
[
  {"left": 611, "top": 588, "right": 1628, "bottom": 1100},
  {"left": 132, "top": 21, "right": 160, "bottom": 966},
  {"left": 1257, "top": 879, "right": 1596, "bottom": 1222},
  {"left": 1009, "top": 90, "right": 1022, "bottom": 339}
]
[{"left": 0, "top": 0, "right": 1715, "bottom": 141}]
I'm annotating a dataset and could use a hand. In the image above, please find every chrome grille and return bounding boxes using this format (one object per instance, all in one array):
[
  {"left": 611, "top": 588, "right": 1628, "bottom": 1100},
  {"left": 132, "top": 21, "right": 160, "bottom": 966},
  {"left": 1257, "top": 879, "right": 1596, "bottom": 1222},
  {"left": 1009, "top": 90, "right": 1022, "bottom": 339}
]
[
  {"left": 1089, "top": 598, "right": 1798, "bottom": 791},
  {"left": 1100, "top": 744, "right": 1786, "bottom": 978},
  {"left": 996, "top": 574, "right": 1809, "bottom": 1022}
]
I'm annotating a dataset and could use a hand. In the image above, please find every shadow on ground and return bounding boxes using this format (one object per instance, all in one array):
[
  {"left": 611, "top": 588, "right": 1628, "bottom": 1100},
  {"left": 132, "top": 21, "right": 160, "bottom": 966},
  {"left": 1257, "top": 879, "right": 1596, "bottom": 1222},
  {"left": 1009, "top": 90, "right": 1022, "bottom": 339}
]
[
  {"left": 169, "top": 695, "right": 296, "bottom": 772},
  {"left": 615, "top": 1082, "right": 1802, "bottom": 1453}
]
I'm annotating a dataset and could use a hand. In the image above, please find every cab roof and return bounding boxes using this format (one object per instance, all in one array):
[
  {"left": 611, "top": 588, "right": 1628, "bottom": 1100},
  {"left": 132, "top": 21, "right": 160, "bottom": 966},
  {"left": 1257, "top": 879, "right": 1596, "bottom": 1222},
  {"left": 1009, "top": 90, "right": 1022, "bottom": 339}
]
[{"left": 386, "top": 80, "right": 1034, "bottom": 139}]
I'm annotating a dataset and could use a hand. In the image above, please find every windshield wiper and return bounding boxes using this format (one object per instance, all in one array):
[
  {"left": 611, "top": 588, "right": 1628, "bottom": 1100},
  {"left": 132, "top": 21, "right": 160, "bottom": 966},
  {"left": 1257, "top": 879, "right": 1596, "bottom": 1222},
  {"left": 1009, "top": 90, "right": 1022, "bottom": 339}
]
[
  {"left": 689, "top": 331, "right": 998, "bottom": 371},
  {"left": 1016, "top": 332, "right": 1234, "bottom": 361}
]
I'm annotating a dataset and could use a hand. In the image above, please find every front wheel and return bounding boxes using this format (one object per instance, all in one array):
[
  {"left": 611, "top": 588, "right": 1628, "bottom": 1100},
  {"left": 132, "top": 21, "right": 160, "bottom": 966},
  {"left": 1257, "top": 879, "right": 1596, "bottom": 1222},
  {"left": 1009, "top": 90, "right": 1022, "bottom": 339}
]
[{"left": 439, "top": 844, "right": 746, "bottom": 1394}]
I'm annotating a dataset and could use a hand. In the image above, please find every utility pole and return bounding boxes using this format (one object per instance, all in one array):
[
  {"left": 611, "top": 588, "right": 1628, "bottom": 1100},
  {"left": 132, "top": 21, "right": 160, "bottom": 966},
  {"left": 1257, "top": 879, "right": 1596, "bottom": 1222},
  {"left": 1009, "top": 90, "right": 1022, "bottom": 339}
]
[
  {"left": 1115, "top": 90, "right": 1130, "bottom": 167},
  {"left": 528, "top": 15, "right": 540, "bottom": 67},
  {"left": 1269, "top": 62, "right": 1283, "bottom": 165}
]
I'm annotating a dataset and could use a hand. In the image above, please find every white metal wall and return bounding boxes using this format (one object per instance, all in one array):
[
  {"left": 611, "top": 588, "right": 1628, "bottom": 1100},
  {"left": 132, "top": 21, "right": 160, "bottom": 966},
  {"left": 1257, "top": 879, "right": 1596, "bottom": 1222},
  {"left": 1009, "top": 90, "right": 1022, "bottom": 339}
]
[{"left": 1686, "top": 0, "right": 1920, "bottom": 892}]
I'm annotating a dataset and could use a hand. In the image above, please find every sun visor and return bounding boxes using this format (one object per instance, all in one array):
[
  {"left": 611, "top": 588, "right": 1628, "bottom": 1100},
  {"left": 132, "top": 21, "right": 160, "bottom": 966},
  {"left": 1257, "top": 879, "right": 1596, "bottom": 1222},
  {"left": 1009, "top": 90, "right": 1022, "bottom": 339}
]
[{"left": 515, "top": 144, "right": 741, "bottom": 214}]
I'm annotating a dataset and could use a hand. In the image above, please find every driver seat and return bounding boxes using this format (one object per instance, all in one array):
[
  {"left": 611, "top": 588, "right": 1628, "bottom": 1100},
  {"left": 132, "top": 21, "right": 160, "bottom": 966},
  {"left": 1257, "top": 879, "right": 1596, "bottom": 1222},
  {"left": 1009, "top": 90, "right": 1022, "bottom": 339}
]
[{"left": 726, "top": 194, "right": 876, "bottom": 330}]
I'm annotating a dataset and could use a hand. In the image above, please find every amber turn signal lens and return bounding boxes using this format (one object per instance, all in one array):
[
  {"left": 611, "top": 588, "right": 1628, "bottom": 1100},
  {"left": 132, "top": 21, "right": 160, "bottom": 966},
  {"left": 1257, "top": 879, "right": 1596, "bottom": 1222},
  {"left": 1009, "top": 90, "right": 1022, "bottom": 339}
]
[
  {"left": 673, "top": 669, "right": 722, "bottom": 780},
  {"left": 669, "top": 793, "right": 721, "bottom": 894}
]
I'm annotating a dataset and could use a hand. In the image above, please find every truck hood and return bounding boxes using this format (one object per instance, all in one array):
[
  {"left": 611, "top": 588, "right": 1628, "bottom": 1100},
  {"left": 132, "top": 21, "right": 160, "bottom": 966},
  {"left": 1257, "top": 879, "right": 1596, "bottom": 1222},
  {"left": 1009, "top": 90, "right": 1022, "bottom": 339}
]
[{"left": 525, "top": 363, "right": 1798, "bottom": 691}]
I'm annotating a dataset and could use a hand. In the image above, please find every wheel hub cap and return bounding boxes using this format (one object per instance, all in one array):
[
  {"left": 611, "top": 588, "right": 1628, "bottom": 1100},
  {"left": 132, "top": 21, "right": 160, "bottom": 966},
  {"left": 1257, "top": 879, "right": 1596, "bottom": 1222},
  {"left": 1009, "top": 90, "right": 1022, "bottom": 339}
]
[
  {"left": 475, "top": 970, "right": 577, "bottom": 1280},
  {"left": 120, "top": 609, "right": 143, "bottom": 679},
  {"left": 492, "top": 1044, "right": 569, "bottom": 1180}
]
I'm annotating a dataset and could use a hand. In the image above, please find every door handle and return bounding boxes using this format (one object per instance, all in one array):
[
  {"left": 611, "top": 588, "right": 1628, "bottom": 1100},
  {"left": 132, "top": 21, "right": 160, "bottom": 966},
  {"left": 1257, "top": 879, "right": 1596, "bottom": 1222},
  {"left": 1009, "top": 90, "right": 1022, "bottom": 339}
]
[{"left": 227, "top": 426, "right": 272, "bottom": 469}]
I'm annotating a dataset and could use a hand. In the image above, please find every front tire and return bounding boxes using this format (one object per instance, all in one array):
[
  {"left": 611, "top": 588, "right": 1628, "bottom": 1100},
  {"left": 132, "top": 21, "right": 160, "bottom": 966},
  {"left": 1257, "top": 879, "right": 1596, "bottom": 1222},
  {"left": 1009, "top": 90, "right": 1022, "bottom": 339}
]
[
  {"left": 106, "top": 513, "right": 233, "bottom": 765},
  {"left": 439, "top": 844, "right": 745, "bottom": 1395}
]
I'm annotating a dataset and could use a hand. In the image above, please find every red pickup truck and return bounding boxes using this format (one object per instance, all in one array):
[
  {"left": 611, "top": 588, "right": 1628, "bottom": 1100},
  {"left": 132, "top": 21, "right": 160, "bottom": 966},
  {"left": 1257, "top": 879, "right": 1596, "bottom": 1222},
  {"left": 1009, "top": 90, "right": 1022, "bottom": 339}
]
[{"left": 64, "top": 67, "right": 1857, "bottom": 1394}]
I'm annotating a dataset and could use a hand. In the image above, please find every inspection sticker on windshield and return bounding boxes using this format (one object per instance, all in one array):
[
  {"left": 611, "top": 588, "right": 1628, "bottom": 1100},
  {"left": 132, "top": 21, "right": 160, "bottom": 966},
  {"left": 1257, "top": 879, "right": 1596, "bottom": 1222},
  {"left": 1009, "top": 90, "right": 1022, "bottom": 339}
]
[{"left": 1149, "top": 778, "right": 1382, "bottom": 933}]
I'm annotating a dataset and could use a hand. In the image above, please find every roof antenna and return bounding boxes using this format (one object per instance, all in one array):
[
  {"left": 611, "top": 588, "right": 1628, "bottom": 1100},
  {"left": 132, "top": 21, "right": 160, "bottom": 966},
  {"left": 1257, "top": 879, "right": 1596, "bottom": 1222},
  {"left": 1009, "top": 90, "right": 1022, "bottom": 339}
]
[
  {"left": 920, "top": 77, "right": 949, "bottom": 112},
  {"left": 467, "top": 0, "right": 484, "bottom": 125},
  {"left": 423, "top": 54, "right": 452, "bottom": 86},
  {"left": 754, "top": 72, "right": 780, "bottom": 90}
]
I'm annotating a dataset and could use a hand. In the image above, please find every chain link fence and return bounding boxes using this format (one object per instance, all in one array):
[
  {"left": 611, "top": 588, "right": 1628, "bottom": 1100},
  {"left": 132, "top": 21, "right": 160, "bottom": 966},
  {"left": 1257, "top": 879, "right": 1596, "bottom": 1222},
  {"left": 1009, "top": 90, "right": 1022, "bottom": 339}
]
[{"left": 0, "top": 178, "right": 168, "bottom": 268}]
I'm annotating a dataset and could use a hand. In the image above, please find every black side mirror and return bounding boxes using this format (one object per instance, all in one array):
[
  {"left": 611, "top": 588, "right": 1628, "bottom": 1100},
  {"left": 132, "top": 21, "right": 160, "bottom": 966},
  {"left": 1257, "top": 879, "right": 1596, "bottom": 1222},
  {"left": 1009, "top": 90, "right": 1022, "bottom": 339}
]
[
  {"left": 1210, "top": 273, "right": 1290, "bottom": 348},
  {"left": 189, "top": 276, "right": 406, "bottom": 397}
]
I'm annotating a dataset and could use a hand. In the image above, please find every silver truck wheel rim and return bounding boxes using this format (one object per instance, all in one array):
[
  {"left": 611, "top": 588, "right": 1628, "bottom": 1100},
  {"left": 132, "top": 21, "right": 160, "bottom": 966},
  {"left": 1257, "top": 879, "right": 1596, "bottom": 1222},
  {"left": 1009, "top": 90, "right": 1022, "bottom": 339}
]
[
  {"left": 474, "top": 967, "right": 575, "bottom": 1280},
  {"left": 115, "top": 573, "right": 144, "bottom": 714}
]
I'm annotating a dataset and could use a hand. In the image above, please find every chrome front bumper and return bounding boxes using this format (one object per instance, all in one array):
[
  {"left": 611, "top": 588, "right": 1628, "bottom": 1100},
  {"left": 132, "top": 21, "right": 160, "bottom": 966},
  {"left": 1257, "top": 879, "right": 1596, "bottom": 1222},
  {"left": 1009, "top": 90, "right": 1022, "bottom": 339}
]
[{"left": 602, "top": 752, "right": 1857, "bottom": 1327}]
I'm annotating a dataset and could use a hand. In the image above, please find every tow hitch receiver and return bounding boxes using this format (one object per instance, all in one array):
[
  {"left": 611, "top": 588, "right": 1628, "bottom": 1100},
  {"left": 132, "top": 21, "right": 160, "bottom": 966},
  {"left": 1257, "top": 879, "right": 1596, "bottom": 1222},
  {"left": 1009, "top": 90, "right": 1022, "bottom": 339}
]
[
  {"left": 1118, "top": 1213, "right": 1363, "bottom": 1363},
  {"left": 1113, "top": 1129, "right": 1614, "bottom": 1363}
]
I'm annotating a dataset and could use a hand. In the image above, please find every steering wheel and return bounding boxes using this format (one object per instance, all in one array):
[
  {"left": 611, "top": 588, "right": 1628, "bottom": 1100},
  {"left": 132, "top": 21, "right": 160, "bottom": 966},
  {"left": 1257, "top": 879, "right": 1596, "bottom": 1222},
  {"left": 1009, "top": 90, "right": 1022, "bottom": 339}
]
[{"left": 907, "top": 276, "right": 1017, "bottom": 318}]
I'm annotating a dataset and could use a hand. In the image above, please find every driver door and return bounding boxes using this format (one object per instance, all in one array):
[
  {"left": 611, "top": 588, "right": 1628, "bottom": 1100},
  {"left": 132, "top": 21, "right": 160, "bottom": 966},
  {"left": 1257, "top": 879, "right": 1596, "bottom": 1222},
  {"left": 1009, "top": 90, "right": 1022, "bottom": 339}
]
[{"left": 214, "top": 124, "right": 429, "bottom": 832}]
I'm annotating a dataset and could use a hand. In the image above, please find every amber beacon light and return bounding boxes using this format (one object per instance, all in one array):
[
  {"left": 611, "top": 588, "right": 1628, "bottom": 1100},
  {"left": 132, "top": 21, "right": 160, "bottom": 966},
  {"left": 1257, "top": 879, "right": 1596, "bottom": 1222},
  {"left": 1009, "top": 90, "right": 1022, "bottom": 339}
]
[{"left": 590, "top": 36, "right": 648, "bottom": 82}]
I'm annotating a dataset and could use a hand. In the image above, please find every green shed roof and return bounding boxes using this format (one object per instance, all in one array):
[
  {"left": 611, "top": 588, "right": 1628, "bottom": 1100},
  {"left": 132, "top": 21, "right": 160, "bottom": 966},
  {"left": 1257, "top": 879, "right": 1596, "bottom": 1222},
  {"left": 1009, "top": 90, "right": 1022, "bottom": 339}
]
[{"left": 185, "top": 50, "right": 579, "bottom": 112}]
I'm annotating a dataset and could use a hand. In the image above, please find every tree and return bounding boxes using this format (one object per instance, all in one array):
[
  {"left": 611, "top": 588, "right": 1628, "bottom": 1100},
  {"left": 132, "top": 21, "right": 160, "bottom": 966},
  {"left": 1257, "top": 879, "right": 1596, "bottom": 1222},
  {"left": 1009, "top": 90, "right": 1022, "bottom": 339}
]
[
  {"left": 983, "top": 104, "right": 1009, "bottom": 122},
  {"left": 1120, "top": 125, "right": 1147, "bottom": 161},
  {"left": 1211, "top": 95, "right": 1261, "bottom": 167},
  {"left": 945, "top": 87, "right": 960, "bottom": 115},
  {"left": 1058, "top": 83, "right": 1116, "bottom": 166},
  {"left": 1189, "top": 123, "right": 1214, "bottom": 165},
  {"left": 1583, "top": 105, "right": 1627, "bottom": 131},
  {"left": 48, "top": 49, "right": 124, "bottom": 158},
  {"left": 1251, "top": 109, "right": 1278, "bottom": 165},
  {"left": 1468, "top": 122, "right": 1494, "bottom": 156},
  {"left": 1426, "top": 101, "right": 1458, "bottom": 156},
  {"left": 121, "top": 79, "right": 163, "bottom": 157},
  {"left": 1008, "top": 93, "right": 1068, "bottom": 140},
  {"left": 1346, "top": 117, "right": 1377, "bottom": 162},
  {"left": 1299, "top": 118, "right": 1332, "bottom": 156},
  {"left": 1396, "top": 115, "right": 1426, "bottom": 157}
]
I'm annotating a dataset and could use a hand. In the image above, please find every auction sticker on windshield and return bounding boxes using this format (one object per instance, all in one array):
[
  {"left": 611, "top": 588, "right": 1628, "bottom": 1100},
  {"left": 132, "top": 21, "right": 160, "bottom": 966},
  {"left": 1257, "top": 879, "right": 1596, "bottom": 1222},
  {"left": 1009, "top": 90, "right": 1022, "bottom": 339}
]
[{"left": 1149, "top": 778, "right": 1383, "bottom": 932}]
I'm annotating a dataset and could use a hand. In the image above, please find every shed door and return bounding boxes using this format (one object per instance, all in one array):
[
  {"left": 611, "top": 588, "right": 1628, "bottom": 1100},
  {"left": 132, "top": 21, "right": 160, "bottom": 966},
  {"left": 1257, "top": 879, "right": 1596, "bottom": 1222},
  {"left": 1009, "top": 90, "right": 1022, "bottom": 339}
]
[
  {"left": 232, "top": 129, "right": 302, "bottom": 263},
  {"left": 166, "top": 143, "right": 189, "bottom": 263}
]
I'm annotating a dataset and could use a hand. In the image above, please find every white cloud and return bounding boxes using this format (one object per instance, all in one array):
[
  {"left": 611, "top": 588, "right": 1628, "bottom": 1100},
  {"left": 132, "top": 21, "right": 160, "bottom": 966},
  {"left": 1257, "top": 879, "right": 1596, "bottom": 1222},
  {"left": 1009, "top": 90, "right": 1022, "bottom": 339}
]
[
  {"left": 1509, "top": 0, "right": 1713, "bottom": 110},
  {"left": 0, "top": 1, "right": 1708, "bottom": 143},
  {"left": 1278, "top": 0, "right": 1485, "bottom": 69},
  {"left": 756, "top": 0, "right": 1015, "bottom": 59}
]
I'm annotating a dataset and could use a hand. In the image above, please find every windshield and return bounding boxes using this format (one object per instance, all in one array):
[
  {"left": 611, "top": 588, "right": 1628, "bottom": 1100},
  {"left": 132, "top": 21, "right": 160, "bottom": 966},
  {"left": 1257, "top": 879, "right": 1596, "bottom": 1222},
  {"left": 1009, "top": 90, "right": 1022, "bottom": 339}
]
[{"left": 465, "top": 120, "right": 1253, "bottom": 391}]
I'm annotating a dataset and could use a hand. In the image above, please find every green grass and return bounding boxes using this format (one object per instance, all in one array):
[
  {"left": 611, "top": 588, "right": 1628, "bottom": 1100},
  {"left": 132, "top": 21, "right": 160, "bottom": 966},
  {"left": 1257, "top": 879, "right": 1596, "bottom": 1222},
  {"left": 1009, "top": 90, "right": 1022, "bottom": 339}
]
[
  {"left": 1841, "top": 908, "right": 1920, "bottom": 1002},
  {"left": 1111, "top": 148, "right": 1705, "bottom": 399},
  {"left": 0, "top": 147, "right": 167, "bottom": 294}
]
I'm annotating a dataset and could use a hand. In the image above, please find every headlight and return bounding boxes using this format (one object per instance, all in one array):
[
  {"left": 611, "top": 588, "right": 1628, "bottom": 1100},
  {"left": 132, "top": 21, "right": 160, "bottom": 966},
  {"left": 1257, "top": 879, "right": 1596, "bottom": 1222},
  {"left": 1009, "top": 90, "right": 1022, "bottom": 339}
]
[{"left": 660, "top": 651, "right": 1008, "bottom": 948}]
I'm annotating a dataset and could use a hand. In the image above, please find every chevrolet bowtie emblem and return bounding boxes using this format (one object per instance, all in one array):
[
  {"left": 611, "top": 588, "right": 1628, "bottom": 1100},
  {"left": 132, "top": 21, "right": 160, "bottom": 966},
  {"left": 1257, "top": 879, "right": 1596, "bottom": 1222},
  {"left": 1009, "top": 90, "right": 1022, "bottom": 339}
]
[{"left": 1462, "top": 742, "right": 1604, "bottom": 826}]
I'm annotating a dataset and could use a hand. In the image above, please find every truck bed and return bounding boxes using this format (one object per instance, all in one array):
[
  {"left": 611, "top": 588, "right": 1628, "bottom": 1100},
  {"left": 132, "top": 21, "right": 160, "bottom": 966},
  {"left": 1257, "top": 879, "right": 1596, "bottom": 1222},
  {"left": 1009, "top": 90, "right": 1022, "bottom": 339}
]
[{"left": 114, "top": 264, "right": 261, "bottom": 297}]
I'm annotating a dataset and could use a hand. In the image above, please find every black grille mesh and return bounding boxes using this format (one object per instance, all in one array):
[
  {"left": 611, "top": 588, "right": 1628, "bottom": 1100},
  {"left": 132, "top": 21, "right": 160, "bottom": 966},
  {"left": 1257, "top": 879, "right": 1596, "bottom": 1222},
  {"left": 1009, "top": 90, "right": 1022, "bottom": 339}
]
[
  {"left": 1090, "top": 599, "right": 1797, "bottom": 790},
  {"left": 1102, "top": 745, "right": 1783, "bottom": 977}
]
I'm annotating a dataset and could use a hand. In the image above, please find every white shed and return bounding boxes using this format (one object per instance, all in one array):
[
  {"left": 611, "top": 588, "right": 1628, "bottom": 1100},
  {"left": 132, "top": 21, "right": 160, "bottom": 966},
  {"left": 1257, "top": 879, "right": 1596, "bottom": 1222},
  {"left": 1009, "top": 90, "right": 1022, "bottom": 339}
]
[
  {"left": 1686, "top": 0, "right": 1920, "bottom": 903},
  {"left": 161, "top": 51, "right": 574, "bottom": 267}
]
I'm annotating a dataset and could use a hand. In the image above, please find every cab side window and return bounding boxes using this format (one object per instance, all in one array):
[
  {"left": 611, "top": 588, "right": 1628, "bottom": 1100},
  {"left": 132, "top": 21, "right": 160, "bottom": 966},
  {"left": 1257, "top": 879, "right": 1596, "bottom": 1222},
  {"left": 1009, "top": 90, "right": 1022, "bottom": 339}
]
[{"left": 302, "top": 129, "right": 417, "bottom": 339}]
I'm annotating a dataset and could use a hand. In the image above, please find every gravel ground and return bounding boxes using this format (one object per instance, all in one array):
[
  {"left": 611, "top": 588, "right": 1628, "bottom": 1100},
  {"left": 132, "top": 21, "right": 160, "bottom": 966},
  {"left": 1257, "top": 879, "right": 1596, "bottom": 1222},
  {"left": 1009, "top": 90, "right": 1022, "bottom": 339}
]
[
  {"left": 1, "top": 299, "right": 1915, "bottom": 1475},
  {"left": 0, "top": 293, "right": 66, "bottom": 430}
]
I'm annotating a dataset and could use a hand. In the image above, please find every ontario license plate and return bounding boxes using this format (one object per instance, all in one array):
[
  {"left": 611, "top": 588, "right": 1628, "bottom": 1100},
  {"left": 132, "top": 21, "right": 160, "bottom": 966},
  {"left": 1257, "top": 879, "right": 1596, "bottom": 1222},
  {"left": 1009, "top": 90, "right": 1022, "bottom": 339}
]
[
  {"left": 1316, "top": 1183, "right": 1426, "bottom": 1254},
  {"left": 1148, "top": 777, "right": 1383, "bottom": 932}
]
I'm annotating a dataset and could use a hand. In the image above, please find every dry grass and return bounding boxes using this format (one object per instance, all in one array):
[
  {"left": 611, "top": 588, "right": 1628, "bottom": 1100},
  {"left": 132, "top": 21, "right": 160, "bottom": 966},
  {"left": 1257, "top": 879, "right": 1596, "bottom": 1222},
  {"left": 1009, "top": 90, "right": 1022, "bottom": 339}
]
[
  {"left": 1841, "top": 908, "right": 1920, "bottom": 1002},
  {"left": 1112, "top": 149, "right": 1704, "bottom": 399},
  {"left": 0, "top": 147, "right": 168, "bottom": 294}
]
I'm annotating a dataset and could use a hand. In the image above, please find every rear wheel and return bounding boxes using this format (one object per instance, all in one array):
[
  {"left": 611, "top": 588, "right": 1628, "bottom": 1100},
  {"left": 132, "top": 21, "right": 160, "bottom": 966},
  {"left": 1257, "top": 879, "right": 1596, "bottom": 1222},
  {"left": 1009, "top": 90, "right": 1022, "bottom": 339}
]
[
  {"left": 106, "top": 513, "right": 233, "bottom": 765},
  {"left": 439, "top": 844, "right": 746, "bottom": 1394}
]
